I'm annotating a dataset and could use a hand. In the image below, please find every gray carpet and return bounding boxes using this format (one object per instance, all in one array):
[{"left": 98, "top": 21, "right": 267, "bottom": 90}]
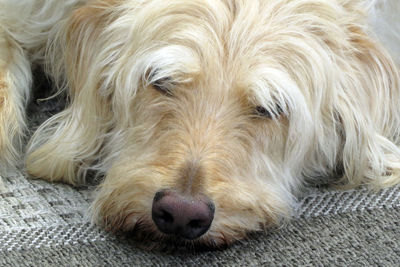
[
  {"left": 0, "top": 74, "right": 399, "bottom": 266},
  {"left": 1, "top": 170, "right": 399, "bottom": 266},
  {"left": 0, "top": 207, "right": 399, "bottom": 266}
]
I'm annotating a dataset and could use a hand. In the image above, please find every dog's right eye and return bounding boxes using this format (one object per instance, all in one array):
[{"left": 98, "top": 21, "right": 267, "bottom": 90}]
[
  {"left": 151, "top": 78, "right": 173, "bottom": 96},
  {"left": 152, "top": 83, "right": 171, "bottom": 96}
]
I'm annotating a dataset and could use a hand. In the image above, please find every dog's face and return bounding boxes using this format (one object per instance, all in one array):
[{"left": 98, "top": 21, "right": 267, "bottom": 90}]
[
  {"left": 60, "top": 0, "right": 380, "bottom": 247},
  {"left": 84, "top": 0, "right": 315, "bottom": 247}
]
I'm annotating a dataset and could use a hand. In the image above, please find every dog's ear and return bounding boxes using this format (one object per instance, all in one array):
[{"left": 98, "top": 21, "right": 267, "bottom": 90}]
[
  {"left": 334, "top": 23, "right": 400, "bottom": 187},
  {"left": 27, "top": 1, "right": 122, "bottom": 184},
  {"left": 48, "top": 0, "right": 119, "bottom": 97}
]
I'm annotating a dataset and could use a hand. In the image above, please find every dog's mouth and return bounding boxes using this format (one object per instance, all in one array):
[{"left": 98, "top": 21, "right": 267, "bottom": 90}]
[{"left": 117, "top": 216, "right": 231, "bottom": 251}]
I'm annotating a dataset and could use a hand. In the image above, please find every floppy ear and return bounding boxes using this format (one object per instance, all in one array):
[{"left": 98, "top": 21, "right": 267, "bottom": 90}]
[
  {"left": 333, "top": 20, "right": 400, "bottom": 187},
  {"left": 54, "top": 0, "right": 145, "bottom": 128},
  {"left": 26, "top": 1, "right": 121, "bottom": 184},
  {"left": 49, "top": 0, "right": 117, "bottom": 97}
]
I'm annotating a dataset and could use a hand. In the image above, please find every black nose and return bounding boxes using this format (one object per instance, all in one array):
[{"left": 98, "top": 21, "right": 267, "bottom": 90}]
[{"left": 151, "top": 190, "right": 214, "bottom": 240}]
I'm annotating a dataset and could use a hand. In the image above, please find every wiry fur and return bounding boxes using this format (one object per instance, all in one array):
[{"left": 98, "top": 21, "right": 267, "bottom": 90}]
[{"left": 0, "top": 0, "right": 400, "bottom": 247}]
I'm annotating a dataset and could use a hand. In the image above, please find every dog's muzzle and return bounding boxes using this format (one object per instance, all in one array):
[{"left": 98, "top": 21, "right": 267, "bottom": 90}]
[{"left": 151, "top": 190, "right": 215, "bottom": 240}]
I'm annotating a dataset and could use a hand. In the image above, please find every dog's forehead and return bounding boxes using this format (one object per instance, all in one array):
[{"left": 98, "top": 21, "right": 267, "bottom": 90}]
[
  {"left": 124, "top": 1, "right": 275, "bottom": 70},
  {"left": 109, "top": 0, "right": 308, "bottom": 104}
]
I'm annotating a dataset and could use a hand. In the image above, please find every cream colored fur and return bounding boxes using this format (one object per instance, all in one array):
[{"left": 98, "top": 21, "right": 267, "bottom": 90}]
[{"left": 0, "top": 0, "right": 399, "bottom": 247}]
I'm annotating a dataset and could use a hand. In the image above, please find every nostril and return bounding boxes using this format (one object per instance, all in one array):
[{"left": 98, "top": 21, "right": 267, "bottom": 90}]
[
  {"left": 182, "top": 216, "right": 213, "bottom": 240},
  {"left": 158, "top": 209, "right": 173, "bottom": 224},
  {"left": 152, "top": 206, "right": 177, "bottom": 235},
  {"left": 188, "top": 219, "right": 203, "bottom": 229}
]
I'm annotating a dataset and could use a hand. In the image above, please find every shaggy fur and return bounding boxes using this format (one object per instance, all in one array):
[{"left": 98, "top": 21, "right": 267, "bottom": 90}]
[{"left": 1, "top": 0, "right": 400, "bottom": 247}]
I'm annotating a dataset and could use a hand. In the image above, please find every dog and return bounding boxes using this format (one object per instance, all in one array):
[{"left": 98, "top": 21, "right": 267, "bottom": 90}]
[{"left": 0, "top": 0, "right": 399, "bottom": 248}]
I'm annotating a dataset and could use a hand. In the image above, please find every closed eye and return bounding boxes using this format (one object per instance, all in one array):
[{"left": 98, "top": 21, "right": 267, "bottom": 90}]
[
  {"left": 150, "top": 77, "right": 173, "bottom": 96},
  {"left": 255, "top": 105, "right": 283, "bottom": 119}
]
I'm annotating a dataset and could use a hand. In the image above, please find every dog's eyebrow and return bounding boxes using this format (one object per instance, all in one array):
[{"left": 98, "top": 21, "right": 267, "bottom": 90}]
[{"left": 140, "top": 45, "right": 200, "bottom": 82}]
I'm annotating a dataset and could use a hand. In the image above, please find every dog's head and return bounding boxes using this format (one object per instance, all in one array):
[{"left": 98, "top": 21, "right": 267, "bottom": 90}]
[{"left": 55, "top": 0, "right": 397, "bottom": 248}]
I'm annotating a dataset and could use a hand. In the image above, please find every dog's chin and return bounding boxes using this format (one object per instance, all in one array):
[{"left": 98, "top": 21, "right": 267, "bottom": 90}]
[
  {"left": 127, "top": 231, "right": 229, "bottom": 251},
  {"left": 117, "top": 216, "right": 233, "bottom": 251}
]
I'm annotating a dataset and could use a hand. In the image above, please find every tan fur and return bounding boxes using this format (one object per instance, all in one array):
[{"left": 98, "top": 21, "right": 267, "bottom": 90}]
[
  {"left": 0, "top": 28, "right": 30, "bottom": 172},
  {"left": 1, "top": 0, "right": 400, "bottom": 247}
]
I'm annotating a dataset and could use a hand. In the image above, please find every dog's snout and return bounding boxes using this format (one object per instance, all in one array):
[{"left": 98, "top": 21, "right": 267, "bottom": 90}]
[{"left": 151, "top": 190, "right": 214, "bottom": 240}]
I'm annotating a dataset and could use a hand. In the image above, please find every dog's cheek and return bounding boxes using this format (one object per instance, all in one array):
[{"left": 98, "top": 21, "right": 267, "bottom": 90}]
[
  {"left": 202, "top": 173, "right": 291, "bottom": 244},
  {"left": 89, "top": 156, "right": 176, "bottom": 232}
]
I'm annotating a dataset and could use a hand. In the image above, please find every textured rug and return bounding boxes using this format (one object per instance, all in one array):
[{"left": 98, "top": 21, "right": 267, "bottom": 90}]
[
  {"left": 0, "top": 72, "right": 399, "bottom": 266},
  {"left": 0, "top": 172, "right": 399, "bottom": 266}
]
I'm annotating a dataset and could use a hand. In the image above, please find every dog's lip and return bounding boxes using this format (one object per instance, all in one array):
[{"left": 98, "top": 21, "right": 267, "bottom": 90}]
[{"left": 122, "top": 219, "right": 227, "bottom": 250}]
